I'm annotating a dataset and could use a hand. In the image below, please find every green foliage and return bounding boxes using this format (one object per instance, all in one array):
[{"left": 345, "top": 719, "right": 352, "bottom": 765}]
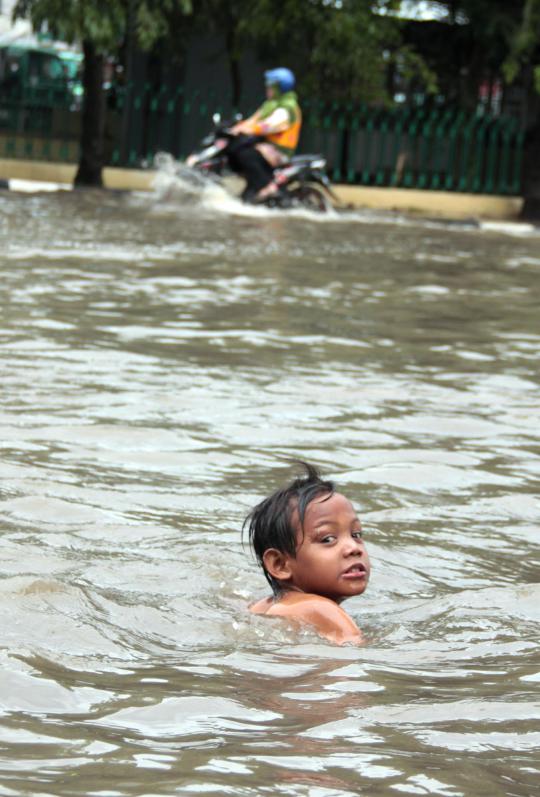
[
  {"left": 13, "top": 0, "right": 191, "bottom": 52},
  {"left": 236, "top": 0, "right": 429, "bottom": 104},
  {"left": 13, "top": 0, "right": 125, "bottom": 50},
  {"left": 393, "top": 44, "right": 438, "bottom": 95},
  {"left": 14, "top": 0, "right": 437, "bottom": 105},
  {"left": 421, "top": 1, "right": 540, "bottom": 92},
  {"left": 186, "top": 0, "right": 428, "bottom": 105},
  {"left": 134, "top": 1, "right": 192, "bottom": 50},
  {"left": 502, "top": 0, "right": 540, "bottom": 90}
]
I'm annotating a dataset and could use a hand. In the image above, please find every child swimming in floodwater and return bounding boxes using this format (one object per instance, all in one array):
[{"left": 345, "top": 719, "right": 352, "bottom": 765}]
[{"left": 244, "top": 462, "right": 370, "bottom": 645}]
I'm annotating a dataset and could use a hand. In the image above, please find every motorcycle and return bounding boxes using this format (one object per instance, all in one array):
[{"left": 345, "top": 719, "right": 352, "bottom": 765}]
[{"left": 185, "top": 114, "right": 339, "bottom": 212}]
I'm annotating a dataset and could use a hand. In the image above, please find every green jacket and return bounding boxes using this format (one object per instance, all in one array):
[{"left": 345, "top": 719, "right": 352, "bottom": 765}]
[{"left": 257, "top": 90, "right": 301, "bottom": 124}]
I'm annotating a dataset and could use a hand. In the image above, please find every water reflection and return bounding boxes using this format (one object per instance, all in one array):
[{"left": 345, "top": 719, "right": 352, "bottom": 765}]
[{"left": 0, "top": 188, "right": 539, "bottom": 796}]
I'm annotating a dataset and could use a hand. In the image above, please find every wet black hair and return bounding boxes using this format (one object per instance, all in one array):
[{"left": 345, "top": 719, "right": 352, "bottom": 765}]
[{"left": 243, "top": 461, "right": 335, "bottom": 595}]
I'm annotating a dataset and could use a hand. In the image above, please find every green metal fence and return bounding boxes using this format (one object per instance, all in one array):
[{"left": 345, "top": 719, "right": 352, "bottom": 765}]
[
  {"left": 0, "top": 87, "right": 79, "bottom": 162},
  {"left": 300, "top": 101, "right": 524, "bottom": 195},
  {"left": 0, "top": 87, "right": 525, "bottom": 195}
]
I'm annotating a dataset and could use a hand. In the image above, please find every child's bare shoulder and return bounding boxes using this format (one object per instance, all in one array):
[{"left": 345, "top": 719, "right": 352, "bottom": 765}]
[{"left": 250, "top": 593, "right": 363, "bottom": 644}]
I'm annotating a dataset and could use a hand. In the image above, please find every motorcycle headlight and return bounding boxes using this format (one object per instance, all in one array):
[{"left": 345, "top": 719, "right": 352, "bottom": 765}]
[{"left": 311, "top": 159, "right": 326, "bottom": 170}]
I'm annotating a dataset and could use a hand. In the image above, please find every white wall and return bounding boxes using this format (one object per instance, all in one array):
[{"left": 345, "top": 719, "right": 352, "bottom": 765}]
[{"left": 0, "top": 0, "right": 32, "bottom": 42}]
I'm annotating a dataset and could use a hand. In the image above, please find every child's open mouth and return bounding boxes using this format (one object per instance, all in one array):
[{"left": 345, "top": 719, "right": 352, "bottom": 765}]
[{"left": 342, "top": 563, "right": 367, "bottom": 578}]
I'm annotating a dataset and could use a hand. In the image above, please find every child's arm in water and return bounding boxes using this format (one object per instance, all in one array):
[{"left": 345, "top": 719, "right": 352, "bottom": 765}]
[{"left": 250, "top": 592, "right": 363, "bottom": 645}]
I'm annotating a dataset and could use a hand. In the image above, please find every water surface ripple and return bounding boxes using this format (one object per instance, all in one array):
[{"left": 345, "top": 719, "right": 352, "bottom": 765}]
[{"left": 1, "top": 188, "right": 539, "bottom": 797}]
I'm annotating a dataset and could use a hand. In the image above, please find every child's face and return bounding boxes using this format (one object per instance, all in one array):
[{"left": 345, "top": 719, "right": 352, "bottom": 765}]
[{"left": 285, "top": 492, "right": 370, "bottom": 603}]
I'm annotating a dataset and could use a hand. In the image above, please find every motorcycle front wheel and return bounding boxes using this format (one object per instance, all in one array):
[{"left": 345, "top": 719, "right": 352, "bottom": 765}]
[{"left": 290, "top": 185, "right": 330, "bottom": 213}]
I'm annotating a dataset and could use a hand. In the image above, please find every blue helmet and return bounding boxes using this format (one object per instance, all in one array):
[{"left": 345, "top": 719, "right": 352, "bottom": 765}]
[{"left": 264, "top": 67, "right": 295, "bottom": 93}]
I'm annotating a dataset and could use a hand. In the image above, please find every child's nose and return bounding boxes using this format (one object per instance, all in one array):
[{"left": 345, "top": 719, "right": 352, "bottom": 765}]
[{"left": 343, "top": 537, "right": 364, "bottom": 555}]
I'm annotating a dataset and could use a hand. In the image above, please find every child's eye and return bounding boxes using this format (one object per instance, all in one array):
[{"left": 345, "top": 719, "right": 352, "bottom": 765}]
[
  {"left": 320, "top": 535, "right": 336, "bottom": 544},
  {"left": 352, "top": 531, "right": 363, "bottom": 539}
]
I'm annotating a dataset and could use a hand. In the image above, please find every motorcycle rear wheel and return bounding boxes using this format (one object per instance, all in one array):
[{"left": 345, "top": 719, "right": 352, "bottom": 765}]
[{"left": 291, "top": 185, "right": 330, "bottom": 213}]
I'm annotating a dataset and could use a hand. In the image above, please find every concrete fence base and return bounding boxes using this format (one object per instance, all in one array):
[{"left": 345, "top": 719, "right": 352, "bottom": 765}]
[{"left": 0, "top": 158, "right": 524, "bottom": 220}]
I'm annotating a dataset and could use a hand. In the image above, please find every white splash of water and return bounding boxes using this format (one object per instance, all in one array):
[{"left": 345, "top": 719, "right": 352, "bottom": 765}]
[{"left": 149, "top": 151, "right": 340, "bottom": 221}]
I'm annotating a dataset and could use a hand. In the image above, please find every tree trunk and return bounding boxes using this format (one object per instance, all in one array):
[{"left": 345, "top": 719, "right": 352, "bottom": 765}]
[
  {"left": 74, "top": 39, "right": 105, "bottom": 187},
  {"left": 226, "top": 29, "right": 242, "bottom": 109},
  {"left": 119, "top": 0, "right": 136, "bottom": 166},
  {"left": 520, "top": 122, "right": 540, "bottom": 219}
]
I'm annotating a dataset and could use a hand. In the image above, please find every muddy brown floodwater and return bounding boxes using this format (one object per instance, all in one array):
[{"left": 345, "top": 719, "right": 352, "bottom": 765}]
[{"left": 0, "top": 182, "right": 539, "bottom": 797}]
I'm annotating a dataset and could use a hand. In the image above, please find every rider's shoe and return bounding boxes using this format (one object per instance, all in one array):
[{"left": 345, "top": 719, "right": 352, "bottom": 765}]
[{"left": 254, "top": 181, "right": 279, "bottom": 203}]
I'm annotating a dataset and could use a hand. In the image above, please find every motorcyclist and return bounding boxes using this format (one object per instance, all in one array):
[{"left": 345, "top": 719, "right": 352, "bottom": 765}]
[{"left": 228, "top": 67, "right": 302, "bottom": 202}]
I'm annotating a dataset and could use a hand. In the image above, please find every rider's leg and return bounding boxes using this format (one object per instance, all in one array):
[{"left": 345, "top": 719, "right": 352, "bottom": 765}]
[
  {"left": 228, "top": 145, "right": 274, "bottom": 200},
  {"left": 252, "top": 144, "right": 287, "bottom": 201}
]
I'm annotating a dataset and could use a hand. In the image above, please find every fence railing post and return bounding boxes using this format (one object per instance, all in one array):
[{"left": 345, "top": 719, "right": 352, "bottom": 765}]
[
  {"left": 444, "top": 110, "right": 465, "bottom": 190},
  {"left": 375, "top": 111, "right": 389, "bottom": 186},
  {"left": 403, "top": 109, "right": 424, "bottom": 187},
  {"left": 483, "top": 118, "right": 501, "bottom": 194},
  {"left": 510, "top": 127, "right": 524, "bottom": 195},
  {"left": 471, "top": 114, "right": 490, "bottom": 192},
  {"left": 332, "top": 106, "right": 346, "bottom": 182},
  {"left": 457, "top": 113, "right": 479, "bottom": 192},
  {"left": 430, "top": 108, "right": 452, "bottom": 189},
  {"left": 361, "top": 112, "right": 375, "bottom": 185},
  {"left": 347, "top": 111, "right": 360, "bottom": 184},
  {"left": 389, "top": 107, "right": 410, "bottom": 187}
]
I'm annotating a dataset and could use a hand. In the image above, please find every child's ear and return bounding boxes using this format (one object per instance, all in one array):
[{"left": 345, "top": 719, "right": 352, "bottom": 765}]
[{"left": 262, "top": 548, "right": 293, "bottom": 582}]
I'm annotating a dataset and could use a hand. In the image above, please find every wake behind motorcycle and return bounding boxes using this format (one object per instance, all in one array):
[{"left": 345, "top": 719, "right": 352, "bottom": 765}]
[{"left": 185, "top": 115, "right": 338, "bottom": 212}]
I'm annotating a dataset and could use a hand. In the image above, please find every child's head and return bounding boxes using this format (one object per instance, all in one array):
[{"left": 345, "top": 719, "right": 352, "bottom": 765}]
[{"left": 244, "top": 461, "right": 370, "bottom": 601}]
